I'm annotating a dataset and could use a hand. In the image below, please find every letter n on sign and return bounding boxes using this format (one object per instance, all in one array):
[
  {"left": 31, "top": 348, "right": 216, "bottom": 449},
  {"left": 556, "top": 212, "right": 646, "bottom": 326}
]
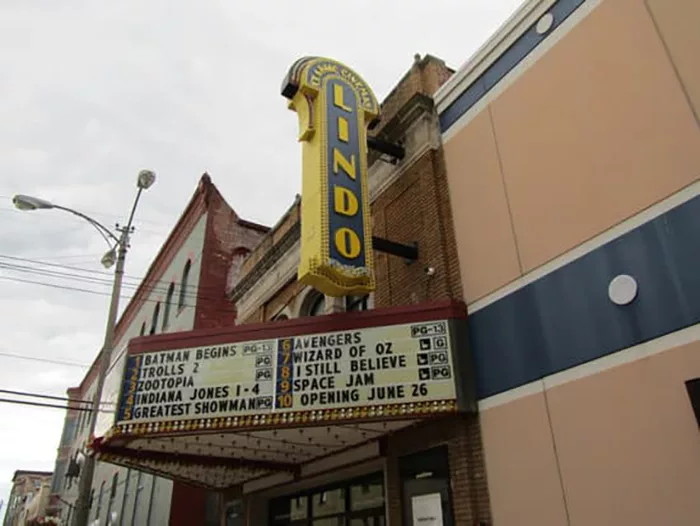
[{"left": 281, "top": 57, "right": 380, "bottom": 297}]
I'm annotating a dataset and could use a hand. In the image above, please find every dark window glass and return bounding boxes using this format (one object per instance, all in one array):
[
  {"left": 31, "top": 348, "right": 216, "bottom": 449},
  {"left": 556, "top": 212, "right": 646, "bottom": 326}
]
[
  {"left": 269, "top": 473, "right": 384, "bottom": 526},
  {"left": 346, "top": 295, "right": 369, "bottom": 312},
  {"left": 179, "top": 260, "right": 192, "bottom": 309},
  {"left": 270, "top": 495, "right": 308, "bottom": 523},
  {"left": 96, "top": 481, "right": 105, "bottom": 520},
  {"left": 308, "top": 294, "right": 325, "bottom": 317},
  {"left": 105, "top": 473, "right": 118, "bottom": 524},
  {"left": 163, "top": 282, "right": 175, "bottom": 329},
  {"left": 312, "top": 488, "right": 345, "bottom": 517},
  {"left": 205, "top": 491, "right": 221, "bottom": 526},
  {"left": 225, "top": 499, "right": 245, "bottom": 526},
  {"left": 150, "top": 303, "right": 160, "bottom": 335},
  {"left": 140, "top": 322, "right": 146, "bottom": 336}
]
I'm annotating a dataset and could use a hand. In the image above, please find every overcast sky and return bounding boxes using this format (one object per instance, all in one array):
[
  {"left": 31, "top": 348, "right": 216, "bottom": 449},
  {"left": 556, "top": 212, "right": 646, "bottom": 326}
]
[{"left": 0, "top": 0, "right": 522, "bottom": 518}]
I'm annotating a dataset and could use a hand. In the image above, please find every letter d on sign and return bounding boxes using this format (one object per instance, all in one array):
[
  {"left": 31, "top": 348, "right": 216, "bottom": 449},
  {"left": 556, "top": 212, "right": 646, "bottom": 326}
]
[{"left": 334, "top": 186, "right": 359, "bottom": 217}]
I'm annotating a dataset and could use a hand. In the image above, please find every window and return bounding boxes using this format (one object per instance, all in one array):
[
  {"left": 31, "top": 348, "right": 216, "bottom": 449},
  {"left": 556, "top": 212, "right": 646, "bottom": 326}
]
[
  {"left": 106, "top": 473, "right": 118, "bottom": 524},
  {"left": 270, "top": 473, "right": 384, "bottom": 526},
  {"left": 686, "top": 378, "right": 700, "bottom": 427},
  {"left": 273, "top": 313, "right": 289, "bottom": 322},
  {"left": 346, "top": 295, "right": 369, "bottom": 312},
  {"left": 163, "top": 282, "right": 175, "bottom": 330},
  {"left": 150, "top": 303, "right": 160, "bottom": 335},
  {"left": 178, "top": 259, "right": 191, "bottom": 310},
  {"left": 96, "top": 481, "right": 105, "bottom": 520},
  {"left": 139, "top": 323, "right": 146, "bottom": 337},
  {"left": 308, "top": 294, "right": 325, "bottom": 317}
]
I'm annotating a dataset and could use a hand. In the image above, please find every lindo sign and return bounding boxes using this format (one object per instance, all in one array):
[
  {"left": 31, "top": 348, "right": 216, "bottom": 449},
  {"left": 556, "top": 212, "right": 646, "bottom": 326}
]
[{"left": 282, "top": 57, "right": 380, "bottom": 297}]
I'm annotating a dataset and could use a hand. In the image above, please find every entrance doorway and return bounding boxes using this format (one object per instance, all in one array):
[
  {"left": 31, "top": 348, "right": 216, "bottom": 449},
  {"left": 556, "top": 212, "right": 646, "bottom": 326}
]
[
  {"left": 269, "top": 473, "right": 385, "bottom": 526},
  {"left": 400, "top": 446, "right": 454, "bottom": 526}
]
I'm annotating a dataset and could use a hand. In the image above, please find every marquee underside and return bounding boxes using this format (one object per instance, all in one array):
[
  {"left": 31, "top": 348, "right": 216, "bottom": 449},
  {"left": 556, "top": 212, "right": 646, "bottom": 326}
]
[{"left": 94, "top": 418, "right": 425, "bottom": 489}]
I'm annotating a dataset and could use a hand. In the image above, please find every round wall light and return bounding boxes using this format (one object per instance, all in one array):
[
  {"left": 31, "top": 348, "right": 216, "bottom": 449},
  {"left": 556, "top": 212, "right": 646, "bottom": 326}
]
[
  {"left": 608, "top": 274, "right": 638, "bottom": 306},
  {"left": 536, "top": 12, "right": 555, "bottom": 35}
]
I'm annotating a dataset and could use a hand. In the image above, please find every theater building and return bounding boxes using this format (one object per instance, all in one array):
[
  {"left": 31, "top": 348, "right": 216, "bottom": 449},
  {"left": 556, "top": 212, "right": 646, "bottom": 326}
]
[
  {"left": 90, "top": 56, "right": 497, "bottom": 526},
  {"left": 436, "top": 0, "right": 700, "bottom": 524},
  {"left": 74, "top": 0, "right": 700, "bottom": 524}
]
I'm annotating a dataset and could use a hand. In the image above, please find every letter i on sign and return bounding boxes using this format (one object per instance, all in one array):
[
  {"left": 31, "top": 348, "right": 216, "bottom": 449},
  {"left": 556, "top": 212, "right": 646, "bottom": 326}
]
[{"left": 334, "top": 84, "right": 352, "bottom": 142}]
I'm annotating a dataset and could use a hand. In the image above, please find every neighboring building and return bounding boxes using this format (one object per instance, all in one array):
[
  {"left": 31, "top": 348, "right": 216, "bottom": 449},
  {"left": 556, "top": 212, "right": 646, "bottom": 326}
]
[
  {"left": 47, "top": 175, "right": 268, "bottom": 526},
  {"left": 3, "top": 471, "right": 53, "bottom": 526},
  {"left": 435, "top": 0, "right": 700, "bottom": 524}
]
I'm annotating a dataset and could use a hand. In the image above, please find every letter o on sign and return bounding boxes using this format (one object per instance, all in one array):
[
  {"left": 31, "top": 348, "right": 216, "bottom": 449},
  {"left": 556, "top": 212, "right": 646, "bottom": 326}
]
[{"left": 335, "top": 227, "right": 361, "bottom": 259}]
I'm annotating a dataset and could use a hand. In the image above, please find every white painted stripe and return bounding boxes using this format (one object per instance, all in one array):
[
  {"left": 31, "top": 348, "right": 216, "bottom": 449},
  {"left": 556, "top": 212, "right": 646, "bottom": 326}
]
[
  {"left": 468, "top": 180, "right": 700, "bottom": 313},
  {"left": 478, "top": 322, "right": 700, "bottom": 411},
  {"left": 441, "top": 0, "right": 602, "bottom": 144}
]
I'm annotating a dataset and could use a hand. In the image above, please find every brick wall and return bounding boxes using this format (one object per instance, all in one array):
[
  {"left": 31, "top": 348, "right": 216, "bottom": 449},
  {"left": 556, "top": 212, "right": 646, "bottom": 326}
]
[
  {"left": 263, "top": 278, "right": 303, "bottom": 320},
  {"left": 231, "top": 55, "right": 489, "bottom": 525},
  {"left": 384, "top": 415, "right": 491, "bottom": 525},
  {"left": 194, "top": 180, "right": 268, "bottom": 330},
  {"left": 371, "top": 146, "right": 463, "bottom": 307}
]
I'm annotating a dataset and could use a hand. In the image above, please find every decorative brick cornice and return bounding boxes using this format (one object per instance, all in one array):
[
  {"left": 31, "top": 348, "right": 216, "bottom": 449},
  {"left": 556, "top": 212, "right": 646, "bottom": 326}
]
[{"left": 229, "top": 221, "right": 301, "bottom": 302}]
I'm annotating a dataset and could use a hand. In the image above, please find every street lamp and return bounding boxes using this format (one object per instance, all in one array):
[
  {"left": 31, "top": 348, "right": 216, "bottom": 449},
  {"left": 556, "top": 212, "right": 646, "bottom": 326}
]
[{"left": 13, "top": 169, "right": 156, "bottom": 526}]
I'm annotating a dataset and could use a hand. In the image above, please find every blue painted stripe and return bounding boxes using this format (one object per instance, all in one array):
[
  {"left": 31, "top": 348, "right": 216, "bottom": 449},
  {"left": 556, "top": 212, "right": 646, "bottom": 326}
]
[
  {"left": 439, "top": 0, "right": 586, "bottom": 134},
  {"left": 469, "top": 195, "right": 700, "bottom": 399}
]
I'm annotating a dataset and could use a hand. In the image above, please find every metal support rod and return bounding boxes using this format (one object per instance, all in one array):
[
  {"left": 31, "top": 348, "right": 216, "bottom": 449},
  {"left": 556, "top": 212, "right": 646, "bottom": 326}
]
[
  {"left": 371, "top": 236, "right": 418, "bottom": 261},
  {"left": 367, "top": 136, "right": 405, "bottom": 162}
]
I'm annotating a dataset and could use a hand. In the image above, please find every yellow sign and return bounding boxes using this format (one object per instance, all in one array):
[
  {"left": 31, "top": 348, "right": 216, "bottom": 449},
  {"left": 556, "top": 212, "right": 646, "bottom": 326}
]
[{"left": 282, "top": 57, "right": 380, "bottom": 297}]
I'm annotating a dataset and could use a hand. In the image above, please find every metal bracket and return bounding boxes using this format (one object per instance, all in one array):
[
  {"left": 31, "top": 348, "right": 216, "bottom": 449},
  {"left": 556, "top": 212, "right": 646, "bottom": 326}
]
[
  {"left": 367, "top": 136, "right": 405, "bottom": 164},
  {"left": 372, "top": 236, "right": 418, "bottom": 263}
]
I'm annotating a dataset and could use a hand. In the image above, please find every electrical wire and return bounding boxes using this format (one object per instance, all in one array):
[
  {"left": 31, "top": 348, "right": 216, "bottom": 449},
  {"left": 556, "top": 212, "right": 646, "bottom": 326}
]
[
  {"left": 0, "top": 398, "right": 94, "bottom": 412},
  {"left": 0, "top": 256, "right": 240, "bottom": 311},
  {"left": 0, "top": 275, "right": 209, "bottom": 310},
  {"left": 0, "top": 350, "right": 89, "bottom": 369},
  {"left": 0, "top": 389, "right": 112, "bottom": 407},
  {"left": 0, "top": 253, "right": 216, "bottom": 304},
  {"left": 0, "top": 254, "right": 205, "bottom": 298}
]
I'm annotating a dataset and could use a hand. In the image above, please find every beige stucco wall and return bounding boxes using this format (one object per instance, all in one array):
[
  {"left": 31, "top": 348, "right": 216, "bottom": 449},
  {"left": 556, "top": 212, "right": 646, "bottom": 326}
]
[
  {"left": 443, "top": 0, "right": 700, "bottom": 304},
  {"left": 646, "top": 0, "right": 700, "bottom": 122},
  {"left": 481, "top": 336, "right": 700, "bottom": 525}
]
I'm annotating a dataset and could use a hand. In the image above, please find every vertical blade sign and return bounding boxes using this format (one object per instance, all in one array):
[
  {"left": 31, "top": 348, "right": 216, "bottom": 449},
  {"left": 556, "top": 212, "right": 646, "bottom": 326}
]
[{"left": 281, "top": 57, "right": 380, "bottom": 297}]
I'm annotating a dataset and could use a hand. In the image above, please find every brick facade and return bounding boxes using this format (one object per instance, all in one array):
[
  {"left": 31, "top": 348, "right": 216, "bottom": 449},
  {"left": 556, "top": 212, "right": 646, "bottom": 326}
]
[
  {"left": 384, "top": 416, "right": 491, "bottom": 525},
  {"left": 228, "top": 55, "right": 490, "bottom": 525},
  {"left": 195, "top": 176, "right": 269, "bottom": 331}
]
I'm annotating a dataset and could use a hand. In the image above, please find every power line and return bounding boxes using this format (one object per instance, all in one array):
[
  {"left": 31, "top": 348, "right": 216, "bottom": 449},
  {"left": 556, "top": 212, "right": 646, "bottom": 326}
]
[
  {"left": 0, "top": 254, "right": 207, "bottom": 300},
  {"left": 0, "top": 398, "right": 94, "bottom": 413},
  {"left": 0, "top": 263, "right": 207, "bottom": 304},
  {"left": 0, "top": 195, "right": 173, "bottom": 229},
  {"left": 0, "top": 389, "right": 111, "bottom": 407},
  {"left": 0, "top": 351, "right": 89, "bottom": 369},
  {"left": 0, "top": 275, "right": 206, "bottom": 310}
]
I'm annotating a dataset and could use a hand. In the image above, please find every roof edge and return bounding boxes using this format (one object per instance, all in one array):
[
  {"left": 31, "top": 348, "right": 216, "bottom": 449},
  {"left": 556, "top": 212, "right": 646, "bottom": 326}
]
[{"left": 434, "top": 0, "right": 554, "bottom": 109}]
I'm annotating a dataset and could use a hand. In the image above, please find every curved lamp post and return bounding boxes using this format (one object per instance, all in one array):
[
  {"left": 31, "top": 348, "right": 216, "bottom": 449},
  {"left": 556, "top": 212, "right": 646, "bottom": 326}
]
[{"left": 13, "top": 169, "right": 156, "bottom": 526}]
